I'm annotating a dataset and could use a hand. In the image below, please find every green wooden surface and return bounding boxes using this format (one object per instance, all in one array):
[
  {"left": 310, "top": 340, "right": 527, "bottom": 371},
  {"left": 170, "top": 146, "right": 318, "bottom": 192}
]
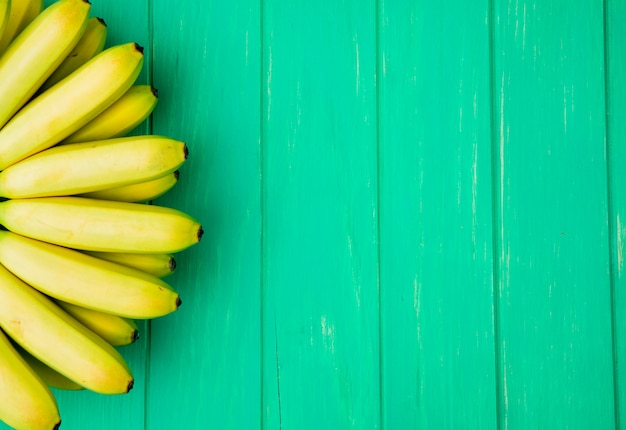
[
  {"left": 492, "top": 1, "right": 615, "bottom": 427},
  {"left": 2, "top": 0, "right": 626, "bottom": 428}
]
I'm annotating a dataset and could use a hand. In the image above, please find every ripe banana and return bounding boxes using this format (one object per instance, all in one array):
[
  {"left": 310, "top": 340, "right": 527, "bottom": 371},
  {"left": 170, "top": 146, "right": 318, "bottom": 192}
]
[
  {"left": 0, "top": 41, "right": 144, "bottom": 170},
  {"left": 80, "top": 170, "right": 180, "bottom": 203},
  {"left": 56, "top": 301, "right": 139, "bottom": 347},
  {"left": 63, "top": 84, "right": 159, "bottom": 144},
  {"left": 0, "top": 0, "right": 43, "bottom": 53},
  {"left": 0, "top": 135, "right": 188, "bottom": 198},
  {"left": 0, "top": 329, "right": 61, "bottom": 430},
  {"left": 0, "top": 0, "right": 90, "bottom": 130},
  {"left": 0, "top": 263, "right": 134, "bottom": 394},
  {"left": 40, "top": 15, "right": 107, "bottom": 91},
  {"left": 16, "top": 342, "right": 84, "bottom": 391},
  {"left": 0, "top": 230, "right": 182, "bottom": 319},
  {"left": 83, "top": 250, "right": 177, "bottom": 278},
  {"left": 0, "top": 0, "right": 10, "bottom": 40},
  {"left": 0, "top": 196, "right": 203, "bottom": 254}
]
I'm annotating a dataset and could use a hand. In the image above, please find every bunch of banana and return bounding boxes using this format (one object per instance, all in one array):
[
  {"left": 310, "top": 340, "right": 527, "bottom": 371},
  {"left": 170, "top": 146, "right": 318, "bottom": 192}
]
[{"left": 0, "top": 0, "right": 204, "bottom": 428}]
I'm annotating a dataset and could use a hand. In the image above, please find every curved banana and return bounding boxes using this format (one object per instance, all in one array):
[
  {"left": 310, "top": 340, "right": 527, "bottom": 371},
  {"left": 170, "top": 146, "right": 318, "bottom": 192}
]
[
  {"left": 18, "top": 0, "right": 42, "bottom": 30},
  {"left": 0, "top": 263, "right": 134, "bottom": 394},
  {"left": 0, "top": 196, "right": 203, "bottom": 254},
  {"left": 63, "top": 84, "right": 158, "bottom": 144},
  {"left": 0, "top": 0, "right": 10, "bottom": 41},
  {"left": 0, "top": 41, "right": 144, "bottom": 170},
  {"left": 0, "top": 230, "right": 182, "bottom": 319},
  {"left": 0, "top": 0, "right": 43, "bottom": 54},
  {"left": 80, "top": 170, "right": 180, "bottom": 203},
  {"left": 16, "top": 343, "right": 84, "bottom": 391},
  {"left": 83, "top": 250, "right": 177, "bottom": 278},
  {"left": 56, "top": 301, "right": 139, "bottom": 347},
  {"left": 0, "top": 329, "right": 61, "bottom": 430},
  {"left": 0, "top": 135, "right": 187, "bottom": 198},
  {"left": 40, "top": 15, "right": 107, "bottom": 91},
  {"left": 0, "top": 0, "right": 89, "bottom": 130}
]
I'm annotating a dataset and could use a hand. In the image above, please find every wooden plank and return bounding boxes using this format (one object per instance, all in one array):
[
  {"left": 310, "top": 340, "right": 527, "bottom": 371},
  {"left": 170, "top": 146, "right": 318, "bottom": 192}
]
[
  {"left": 261, "top": 1, "right": 380, "bottom": 428},
  {"left": 606, "top": 0, "right": 626, "bottom": 426},
  {"left": 377, "top": 0, "right": 497, "bottom": 428},
  {"left": 491, "top": 0, "right": 615, "bottom": 427},
  {"left": 147, "top": 0, "right": 262, "bottom": 429}
]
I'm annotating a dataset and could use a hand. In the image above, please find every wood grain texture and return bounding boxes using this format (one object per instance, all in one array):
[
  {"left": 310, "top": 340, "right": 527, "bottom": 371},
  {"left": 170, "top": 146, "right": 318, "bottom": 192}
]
[
  {"left": 148, "top": 0, "right": 262, "bottom": 429},
  {"left": 606, "top": 0, "right": 626, "bottom": 425},
  {"left": 378, "top": 1, "right": 497, "bottom": 428},
  {"left": 492, "top": 0, "right": 615, "bottom": 427},
  {"left": 2, "top": 0, "right": 626, "bottom": 429},
  {"left": 261, "top": 1, "right": 380, "bottom": 428}
]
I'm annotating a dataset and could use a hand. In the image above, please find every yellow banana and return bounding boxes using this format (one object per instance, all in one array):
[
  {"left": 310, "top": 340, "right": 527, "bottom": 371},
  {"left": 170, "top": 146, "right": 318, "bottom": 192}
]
[
  {"left": 0, "top": 0, "right": 43, "bottom": 54},
  {"left": 80, "top": 170, "right": 180, "bottom": 203},
  {"left": 83, "top": 250, "right": 177, "bottom": 278},
  {"left": 56, "top": 301, "right": 139, "bottom": 347},
  {"left": 0, "top": 196, "right": 203, "bottom": 254},
  {"left": 0, "top": 0, "right": 90, "bottom": 130},
  {"left": 0, "top": 329, "right": 61, "bottom": 430},
  {"left": 63, "top": 84, "right": 158, "bottom": 144},
  {"left": 0, "top": 263, "right": 134, "bottom": 394},
  {"left": 0, "top": 135, "right": 188, "bottom": 198},
  {"left": 0, "top": 41, "right": 144, "bottom": 170},
  {"left": 16, "top": 343, "right": 84, "bottom": 391},
  {"left": 0, "top": 0, "right": 10, "bottom": 41},
  {"left": 40, "top": 15, "right": 107, "bottom": 91},
  {"left": 0, "top": 230, "right": 182, "bottom": 319},
  {"left": 19, "top": 0, "right": 41, "bottom": 29}
]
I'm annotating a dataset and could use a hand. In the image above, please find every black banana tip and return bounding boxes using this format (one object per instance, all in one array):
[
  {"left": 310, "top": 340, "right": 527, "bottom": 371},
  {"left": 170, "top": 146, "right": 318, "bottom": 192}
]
[
  {"left": 173, "top": 170, "right": 180, "bottom": 181},
  {"left": 169, "top": 256, "right": 177, "bottom": 272},
  {"left": 150, "top": 85, "right": 159, "bottom": 98},
  {"left": 131, "top": 329, "right": 139, "bottom": 343},
  {"left": 183, "top": 144, "right": 189, "bottom": 159},
  {"left": 176, "top": 296, "right": 182, "bottom": 308},
  {"left": 83, "top": 0, "right": 91, "bottom": 4},
  {"left": 53, "top": 420, "right": 61, "bottom": 430},
  {"left": 197, "top": 226, "right": 204, "bottom": 242},
  {"left": 133, "top": 43, "right": 144, "bottom": 54},
  {"left": 97, "top": 17, "right": 106, "bottom": 27},
  {"left": 127, "top": 380, "right": 135, "bottom": 393}
]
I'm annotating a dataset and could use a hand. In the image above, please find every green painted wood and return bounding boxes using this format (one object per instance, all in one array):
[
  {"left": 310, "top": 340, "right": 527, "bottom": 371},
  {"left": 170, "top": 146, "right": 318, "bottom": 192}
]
[
  {"left": 378, "top": 1, "right": 497, "bottom": 428},
  {"left": 148, "top": 0, "right": 262, "bottom": 429},
  {"left": 491, "top": 0, "right": 615, "bottom": 427},
  {"left": 607, "top": 0, "right": 626, "bottom": 425},
  {"left": 4, "top": 0, "right": 626, "bottom": 429},
  {"left": 260, "top": 1, "right": 380, "bottom": 428}
]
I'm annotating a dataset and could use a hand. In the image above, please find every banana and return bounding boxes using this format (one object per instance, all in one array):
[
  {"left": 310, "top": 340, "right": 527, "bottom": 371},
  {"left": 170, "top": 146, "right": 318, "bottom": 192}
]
[
  {"left": 0, "top": 329, "right": 61, "bottom": 430},
  {"left": 0, "top": 135, "right": 188, "bottom": 198},
  {"left": 0, "top": 41, "right": 144, "bottom": 170},
  {"left": 40, "top": 15, "right": 107, "bottom": 92},
  {"left": 0, "top": 0, "right": 43, "bottom": 54},
  {"left": 18, "top": 0, "right": 42, "bottom": 30},
  {"left": 15, "top": 343, "right": 84, "bottom": 391},
  {"left": 0, "top": 230, "right": 182, "bottom": 319},
  {"left": 0, "top": 0, "right": 10, "bottom": 41},
  {"left": 83, "top": 250, "right": 177, "bottom": 278},
  {"left": 56, "top": 301, "right": 139, "bottom": 347},
  {"left": 0, "top": 196, "right": 203, "bottom": 254},
  {"left": 80, "top": 170, "right": 180, "bottom": 203},
  {"left": 0, "top": 263, "right": 134, "bottom": 394},
  {"left": 0, "top": 0, "right": 90, "bottom": 130},
  {"left": 63, "top": 84, "right": 159, "bottom": 144}
]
